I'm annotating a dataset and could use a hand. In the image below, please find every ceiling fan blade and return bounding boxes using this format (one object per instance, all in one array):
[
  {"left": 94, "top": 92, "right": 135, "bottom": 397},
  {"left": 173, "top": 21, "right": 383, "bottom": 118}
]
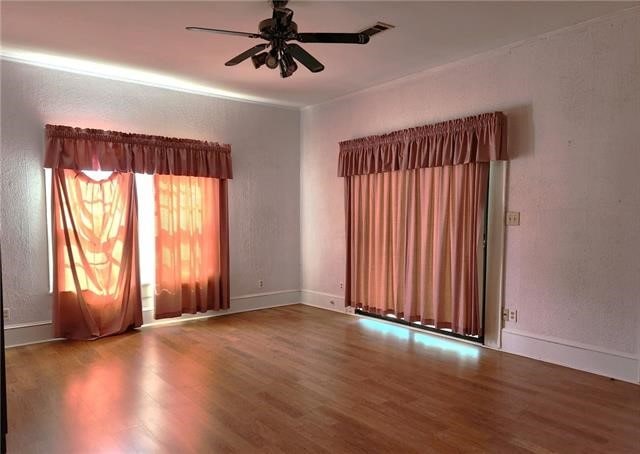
[
  {"left": 295, "top": 33, "right": 369, "bottom": 44},
  {"left": 186, "top": 27, "right": 262, "bottom": 39},
  {"left": 287, "top": 44, "right": 324, "bottom": 73},
  {"left": 225, "top": 43, "right": 270, "bottom": 66}
]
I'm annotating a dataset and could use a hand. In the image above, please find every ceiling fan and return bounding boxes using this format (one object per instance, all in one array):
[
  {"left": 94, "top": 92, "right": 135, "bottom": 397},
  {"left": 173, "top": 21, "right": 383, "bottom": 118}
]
[{"left": 186, "top": 0, "right": 393, "bottom": 78}]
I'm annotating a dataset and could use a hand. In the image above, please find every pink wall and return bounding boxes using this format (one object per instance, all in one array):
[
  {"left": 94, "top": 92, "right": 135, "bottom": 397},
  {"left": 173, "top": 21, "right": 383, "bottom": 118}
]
[
  {"left": 300, "top": 9, "right": 640, "bottom": 358},
  {"left": 0, "top": 62, "right": 301, "bottom": 326}
]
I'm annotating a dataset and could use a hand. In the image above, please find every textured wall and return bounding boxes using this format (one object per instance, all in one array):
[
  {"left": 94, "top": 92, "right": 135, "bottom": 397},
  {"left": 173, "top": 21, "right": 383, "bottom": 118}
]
[
  {"left": 301, "top": 9, "right": 640, "bottom": 355},
  {"left": 0, "top": 61, "right": 300, "bottom": 325}
]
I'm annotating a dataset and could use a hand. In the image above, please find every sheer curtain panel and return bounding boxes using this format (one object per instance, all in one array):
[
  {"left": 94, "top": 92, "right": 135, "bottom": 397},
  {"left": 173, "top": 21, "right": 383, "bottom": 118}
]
[
  {"left": 154, "top": 174, "right": 230, "bottom": 319},
  {"left": 52, "top": 170, "right": 142, "bottom": 339}
]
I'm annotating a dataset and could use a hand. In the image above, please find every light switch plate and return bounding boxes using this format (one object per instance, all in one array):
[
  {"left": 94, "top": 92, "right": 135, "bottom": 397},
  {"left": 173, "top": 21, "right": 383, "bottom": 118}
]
[{"left": 506, "top": 211, "right": 520, "bottom": 226}]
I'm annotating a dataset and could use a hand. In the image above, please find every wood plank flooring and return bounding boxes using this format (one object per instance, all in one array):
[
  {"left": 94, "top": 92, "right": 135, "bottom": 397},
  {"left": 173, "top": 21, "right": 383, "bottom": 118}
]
[{"left": 5, "top": 305, "right": 640, "bottom": 453}]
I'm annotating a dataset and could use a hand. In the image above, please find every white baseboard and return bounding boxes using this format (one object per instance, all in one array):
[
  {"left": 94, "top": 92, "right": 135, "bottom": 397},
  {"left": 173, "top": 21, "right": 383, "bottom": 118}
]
[
  {"left": 4, "top": 321, "right": 58, "bottom": 348},
  {"left": 502, "top": 328, "right": 639, "bottom": 384},
  {"left": 4, "top": 290, "right": 302, "bottom": 347},
  {"left": 300, "top": 289, "right": 346, "bottom": 313},
  {"left": 141, "top": 290, "right": 301, "bottom": 326},
  {"left": 299, "top": 293, "right": 639, "bottom": 384}
]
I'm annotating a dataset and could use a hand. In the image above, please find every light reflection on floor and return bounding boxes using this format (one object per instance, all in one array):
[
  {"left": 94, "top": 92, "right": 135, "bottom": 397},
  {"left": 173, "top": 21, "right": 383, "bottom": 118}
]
[{"left": 357, "top": 318, "right": 480, "bottom": 359}]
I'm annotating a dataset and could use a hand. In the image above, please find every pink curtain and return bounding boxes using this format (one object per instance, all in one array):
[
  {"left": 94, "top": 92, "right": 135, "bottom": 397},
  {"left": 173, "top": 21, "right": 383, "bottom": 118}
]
[
  {"left": 45, "top": 124, "right": 233, "bottom": 335},
  {"left": 52, "top": 169, "right": 142, "bottom": 339},
  {"left": 154, "top": 174, "right": 230, "bottom": 319},
  {"left": 339, "top": 112, "right": 506, "bottom": 177},
  {"left": 341, "top": 112, "right": 507, "bottom": 336},
  {"left": 345, "top": 163, "right": 489, "bottom": 335},
  {"left": 45, "top": 124, "right": 232, "bottom": 179}
]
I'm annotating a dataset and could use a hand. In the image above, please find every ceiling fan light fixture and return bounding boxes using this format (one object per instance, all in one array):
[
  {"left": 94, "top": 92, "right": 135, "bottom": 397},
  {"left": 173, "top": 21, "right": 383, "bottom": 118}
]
[
  {"left": 265, "top": 51, "right": 279, "bottom": 69},
  {"left": 251, "top": 52, "right": 268, "bottom": 69},
  {"left": 279, "top": 51, "right": 298, "bottom": 78}
]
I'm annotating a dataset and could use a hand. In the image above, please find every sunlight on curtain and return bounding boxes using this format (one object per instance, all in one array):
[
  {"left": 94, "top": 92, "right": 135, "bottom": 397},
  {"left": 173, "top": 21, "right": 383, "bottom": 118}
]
[
  {"left": 46, "top": 170, "right": 155, "bottom": 300},
  {"left": 59, "top": 171, "right": 124, "bottom": 295},
  {"left": 52, "top": 169, "right": 142, "bottom": 339},
  {"left": 154, "top": 174, "right": 229, "bottom": 319}
]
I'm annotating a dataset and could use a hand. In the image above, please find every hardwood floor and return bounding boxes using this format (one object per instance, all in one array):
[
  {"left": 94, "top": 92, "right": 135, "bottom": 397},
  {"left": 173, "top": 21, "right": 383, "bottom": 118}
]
[{"left": 5, "top": 305, "right": 640, "bottom": 453}]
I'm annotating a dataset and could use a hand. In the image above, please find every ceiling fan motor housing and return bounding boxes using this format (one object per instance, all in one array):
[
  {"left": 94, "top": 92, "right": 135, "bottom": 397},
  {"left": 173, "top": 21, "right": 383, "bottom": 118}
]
[{"left": 259, "top": 18, "right": 297, "bottom": 36}]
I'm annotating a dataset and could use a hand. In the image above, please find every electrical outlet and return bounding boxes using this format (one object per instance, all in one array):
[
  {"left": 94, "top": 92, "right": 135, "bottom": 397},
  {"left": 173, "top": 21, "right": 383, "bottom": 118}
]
[
  {"left": 338, "top": 281, "right": 344, "bottom": 289},
  {"left": 506, "top": 211, "right": 520, "bottom": 226},
  {"left": 258, "top": 279, "right": 264, "bottom": 288},
  {"left": 502, "top": 307, "right": 518, "bottom": 323},
  {"left": 504, "top": 308, "right": 518, "bottom": 323},
  {"left": 3, "top": 308, "right": 9, "bottom": 322}
]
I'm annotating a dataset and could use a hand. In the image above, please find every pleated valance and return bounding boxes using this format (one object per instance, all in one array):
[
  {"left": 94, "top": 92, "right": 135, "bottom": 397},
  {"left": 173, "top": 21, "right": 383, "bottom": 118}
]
[
  {"left": 44, "top": 124, "right": 232, "bottom": 179},
  {"left": 338, "top": 112, "right": 507, "bottom": 177}
]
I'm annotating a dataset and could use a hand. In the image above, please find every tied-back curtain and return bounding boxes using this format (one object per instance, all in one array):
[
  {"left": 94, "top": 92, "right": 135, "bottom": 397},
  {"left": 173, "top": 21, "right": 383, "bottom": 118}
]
[
  {"left": 341, "top": 112, "right": 507, "bottom": 336},
  {"left": 52, "top": 169, "right": 142, "bottom": 339},
  {"left": 154, "top": 174, "right": 230, "bottom": 319}
]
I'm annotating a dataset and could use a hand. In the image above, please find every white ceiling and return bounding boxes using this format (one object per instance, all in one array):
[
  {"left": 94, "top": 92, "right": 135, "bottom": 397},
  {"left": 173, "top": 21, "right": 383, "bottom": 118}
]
[{"left": 1, "top": 1, "right": 637, "bottom": 107}]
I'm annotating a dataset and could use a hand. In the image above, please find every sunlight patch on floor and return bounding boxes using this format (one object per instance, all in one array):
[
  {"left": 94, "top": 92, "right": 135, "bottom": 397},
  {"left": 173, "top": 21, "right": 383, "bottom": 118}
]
[{"left": 357, "top": 318, "right": 480, "bottom": 359}]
